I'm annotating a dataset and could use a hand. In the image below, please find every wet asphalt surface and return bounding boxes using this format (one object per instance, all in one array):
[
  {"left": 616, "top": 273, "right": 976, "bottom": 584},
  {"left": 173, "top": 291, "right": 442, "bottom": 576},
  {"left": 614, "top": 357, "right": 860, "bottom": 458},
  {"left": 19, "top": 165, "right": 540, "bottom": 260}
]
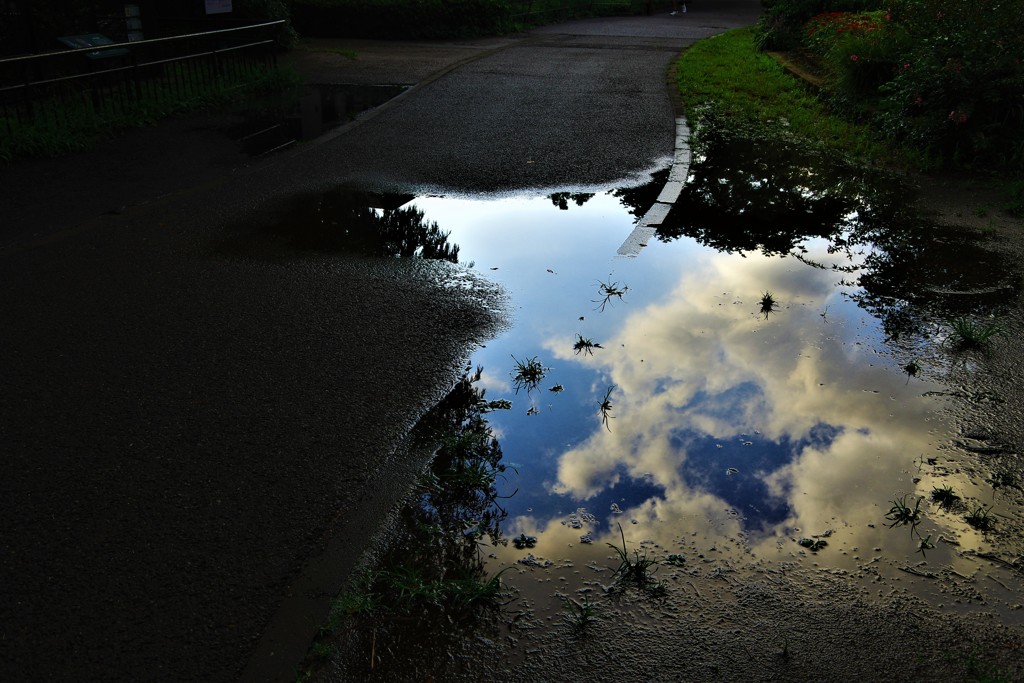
[{"left": 0, "top": 4, "right": 761, "bottom": 681}]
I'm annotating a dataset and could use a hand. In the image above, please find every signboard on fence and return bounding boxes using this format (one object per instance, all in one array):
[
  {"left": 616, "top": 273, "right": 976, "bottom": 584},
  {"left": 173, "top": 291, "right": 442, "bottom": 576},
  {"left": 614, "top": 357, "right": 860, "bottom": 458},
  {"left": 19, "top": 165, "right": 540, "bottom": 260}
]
[{"left": 205, "top": 0, "right": 232, "bottom": 14}]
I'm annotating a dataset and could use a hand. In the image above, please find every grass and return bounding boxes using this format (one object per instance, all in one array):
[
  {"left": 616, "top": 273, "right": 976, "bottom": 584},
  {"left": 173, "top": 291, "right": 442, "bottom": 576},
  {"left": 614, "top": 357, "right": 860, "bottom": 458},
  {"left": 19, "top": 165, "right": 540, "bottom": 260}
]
[
  {"left": 965, "top": 505, "right": 996, "bottom": 532},
  {"left": 759, "top": 291, "right": 778, "bottom": 319},
  {"left": 675, "top": 27, "right": 900, "bottom": 165},
  {"left": 946, "top": 317, "right": 1004, "bottom": 350},
  {"left": 573, "top": 334, "right": 603, "bottom": 356},
  {"left": 930, "top": 485, "right": 963, "bottom": 511},
  {"left": 594, "top": 276, "right": 629, "bottom": 312},
  {"left": 607, "top": 522, "right": 659, "bottom": 588},
  {"left": 598, "top": 385, "right": 615, "bottom": 431},
  {"left": 510, "top": 355, "right": 547, "bottom": 394},
  {"left": 884, "top": 495, "right": 923, "bottom": 533},
  {"left": 903, "top": 360, "right": 921, "bottom": 382},
  {"left": 561, "top": 594, "right": 605, "bottom": 632}
]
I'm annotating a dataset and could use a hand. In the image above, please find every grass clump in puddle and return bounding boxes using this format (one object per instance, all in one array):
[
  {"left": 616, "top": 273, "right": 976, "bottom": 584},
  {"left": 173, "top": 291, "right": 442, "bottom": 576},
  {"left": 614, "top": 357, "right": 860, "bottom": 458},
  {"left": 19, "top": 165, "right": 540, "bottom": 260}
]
[
  {"left": 510, "top": 355, "right": 547, "bottom": 394},
  {"left": 759, "top": 291, "right": 778, "bottom": 319},
  {"left": 573, "top": 334, "right": 603, "bottom": 356},
  {"left": 607, "top": 523, "right": 659, "bottom": 590},
  {"left": 594, "top": 276, "right": 629, "bottom": 312},
  {"left": 965, "top": 505, "right": 997, "bottom": 532},
  {"left": 561, "top": 594, "right": 606, "bottom": 633},
  {"left": 885, "top": 494, "right": 923, "bottom": 533},
  {"left": 930, "top": 485, "right": 963, "bottom": 511},
  {"left": 945, "top": 316, "right": 1005, "bottom": 350},
  {"left": 598, "top": 385, "right": 616, "bottom": 431}
]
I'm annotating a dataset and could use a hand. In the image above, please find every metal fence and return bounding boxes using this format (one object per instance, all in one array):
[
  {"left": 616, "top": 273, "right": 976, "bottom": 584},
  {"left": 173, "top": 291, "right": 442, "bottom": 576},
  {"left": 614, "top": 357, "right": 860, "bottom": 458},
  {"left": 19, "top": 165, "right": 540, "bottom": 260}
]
[{"left": 0, "top": 20, "right": 285, "bottom": 138}]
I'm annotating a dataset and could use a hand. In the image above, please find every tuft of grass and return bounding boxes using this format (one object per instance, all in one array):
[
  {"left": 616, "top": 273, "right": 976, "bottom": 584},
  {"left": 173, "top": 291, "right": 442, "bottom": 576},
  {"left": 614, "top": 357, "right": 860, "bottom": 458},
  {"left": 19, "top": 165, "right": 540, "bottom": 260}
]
[
  {"left": 884, "top": 495, "right": 923, "bottom": 533},
  {"left": 945, "top": 316, "right": 1004, "bottom": 350},
  {"left": 561, "top": 594, "right": 605, "bottom": 632},
  {"left": 607, "top": 522, "right": 658, "bottom": 588},
  {"left": 903, "top": 359, "right": 921, "bottom": 382},
  {"left": 965, "top": 505, "right": 996, "bottom": 532},
  {"left": 573, "top": 334, "right": 604, "bottom": 356},
  {"left": 594, "top": 276, "right": 629, "bottom": 312},
  {"left": 598, "top": 385, "right": 616, "bottom": 431},
  {"left": 510, "top": 355, "right": 547, "bottom": 394},
  {"left": 930, "top": 485, "right": 962, "bottom": 511},
  {"left": 988, "top": 470, "right": 1021, "bottom": 497},
  {"left": 759, "top": 291, "right": 778, "bottom": 319}
]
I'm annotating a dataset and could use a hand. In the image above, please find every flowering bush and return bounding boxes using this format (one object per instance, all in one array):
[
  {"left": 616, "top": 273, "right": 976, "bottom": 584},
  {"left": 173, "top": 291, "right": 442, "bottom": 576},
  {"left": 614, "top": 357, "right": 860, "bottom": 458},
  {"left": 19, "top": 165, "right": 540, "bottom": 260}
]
[
  {"left": 803, "top": 10, "right": 886, "bottom": 55},
  {"left": 811, "top": 11, "right": 901, "bottom": 105},
  {"left": 756, "top": 0, "right": 887, "bottom": 50},
  {"left": 878, "top": 0, "right": 1024, "bottom": 170}
]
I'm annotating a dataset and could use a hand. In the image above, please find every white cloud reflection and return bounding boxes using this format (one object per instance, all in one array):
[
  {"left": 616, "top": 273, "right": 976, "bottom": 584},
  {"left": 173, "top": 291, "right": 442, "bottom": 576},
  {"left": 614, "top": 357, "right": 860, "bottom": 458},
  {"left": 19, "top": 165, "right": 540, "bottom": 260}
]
[{"left": 545, "top": 245, "right": 949, "bottom": 547}]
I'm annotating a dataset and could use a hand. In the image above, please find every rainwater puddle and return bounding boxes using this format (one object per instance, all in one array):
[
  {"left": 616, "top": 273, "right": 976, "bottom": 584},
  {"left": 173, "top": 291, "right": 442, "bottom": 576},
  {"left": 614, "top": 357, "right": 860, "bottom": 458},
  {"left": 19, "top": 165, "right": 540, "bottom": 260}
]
[{"left": 300, "top": 136, "right": 1024, "bottom": 678}]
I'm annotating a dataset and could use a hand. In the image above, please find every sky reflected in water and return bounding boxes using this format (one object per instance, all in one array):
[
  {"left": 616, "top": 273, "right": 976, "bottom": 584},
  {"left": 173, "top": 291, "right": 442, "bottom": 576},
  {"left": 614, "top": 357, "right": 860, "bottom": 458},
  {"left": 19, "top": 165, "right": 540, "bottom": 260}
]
[{"left": 405, "top": 187, "right": 1022, "bottom": 621}]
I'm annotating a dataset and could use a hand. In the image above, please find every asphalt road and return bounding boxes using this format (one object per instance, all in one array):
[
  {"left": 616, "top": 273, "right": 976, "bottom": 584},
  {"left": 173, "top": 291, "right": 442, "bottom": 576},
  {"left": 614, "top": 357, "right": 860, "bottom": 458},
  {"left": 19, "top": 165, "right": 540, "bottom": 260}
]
[{"left": 0, "top": 5, "right": 761, "bottom": 681}]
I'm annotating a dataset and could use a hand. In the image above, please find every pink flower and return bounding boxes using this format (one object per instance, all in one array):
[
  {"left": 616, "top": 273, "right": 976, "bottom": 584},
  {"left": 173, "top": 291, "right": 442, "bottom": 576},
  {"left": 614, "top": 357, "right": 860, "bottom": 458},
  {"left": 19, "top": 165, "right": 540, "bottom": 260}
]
[
  {"left": 903, "top": 63, "right": 911, "bottom": 70},
  {"left": 850, "top": 54, "right": 859, "bottom": 61}
]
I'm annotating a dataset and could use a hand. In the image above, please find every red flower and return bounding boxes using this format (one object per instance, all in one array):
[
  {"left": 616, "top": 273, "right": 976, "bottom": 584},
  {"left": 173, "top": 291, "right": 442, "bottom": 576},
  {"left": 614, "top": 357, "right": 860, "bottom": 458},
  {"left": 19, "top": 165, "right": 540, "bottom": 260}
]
[{"left": 850, "top": 54, "right": 859, "bottom": 61}]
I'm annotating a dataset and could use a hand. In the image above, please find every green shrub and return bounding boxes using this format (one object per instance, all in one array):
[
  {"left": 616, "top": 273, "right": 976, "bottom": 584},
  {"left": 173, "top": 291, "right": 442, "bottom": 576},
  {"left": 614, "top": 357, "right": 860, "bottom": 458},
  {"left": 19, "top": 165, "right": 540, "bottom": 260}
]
[{"left": 877, "top": 0, "right": 1024, "bottom": 170}]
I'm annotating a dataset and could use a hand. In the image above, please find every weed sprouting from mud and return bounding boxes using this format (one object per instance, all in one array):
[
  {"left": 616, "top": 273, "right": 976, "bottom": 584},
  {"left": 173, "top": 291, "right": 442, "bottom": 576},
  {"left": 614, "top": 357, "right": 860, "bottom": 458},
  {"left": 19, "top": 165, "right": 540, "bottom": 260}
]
[
  {"left": 916, "top": 534, "right": 935, "bottom": 558},
  {"left": 931, "top": 485, "right": 963, "bottom": 511},
  {"left": 903, "top": 359, "right": 921, "bottom": 383},
  {"left": 561, "top": 594, "right": 605, "bottom": 633},
  {"left": 988, "top": 470, "right": 1021, "bottom": 498},
  {"left": 965, "top": 505, "right": 997, "bottom": 532},
  {"left": 885, "top": 495, "right": 923, "bottom": 534},
  {"left": 946, "top": 316, "right": 1004, "bottom": 350},
  {"left": 607, "top": 523, "right": 659, "bottom": 589}
]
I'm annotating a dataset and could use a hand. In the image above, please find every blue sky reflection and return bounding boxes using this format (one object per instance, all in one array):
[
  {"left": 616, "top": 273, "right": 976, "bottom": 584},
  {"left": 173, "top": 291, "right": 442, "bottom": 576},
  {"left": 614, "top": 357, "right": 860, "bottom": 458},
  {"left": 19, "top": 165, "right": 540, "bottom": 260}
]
[{"left": 411, "top": 189, "right": 954, "bottom": 565}]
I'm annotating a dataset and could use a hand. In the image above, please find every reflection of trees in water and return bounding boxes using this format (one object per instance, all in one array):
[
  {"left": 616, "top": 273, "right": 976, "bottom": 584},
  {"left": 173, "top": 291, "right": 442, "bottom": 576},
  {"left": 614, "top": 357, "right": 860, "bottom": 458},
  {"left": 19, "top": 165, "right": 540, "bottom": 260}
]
[
  {"left": 278, "top": 189, "right": 460, "bottom": 262},
  {"left": 613, "top": 169, "right": 669, "bottom": 219},
  {"left": 548, "top": 191, "right": 594, "bottom": 211},
  {"left": 312, "top": 369, "right": 509, "bottom": 679},
  {"left": 655, "top": 127, "right": 1019, "bottom": 342}
]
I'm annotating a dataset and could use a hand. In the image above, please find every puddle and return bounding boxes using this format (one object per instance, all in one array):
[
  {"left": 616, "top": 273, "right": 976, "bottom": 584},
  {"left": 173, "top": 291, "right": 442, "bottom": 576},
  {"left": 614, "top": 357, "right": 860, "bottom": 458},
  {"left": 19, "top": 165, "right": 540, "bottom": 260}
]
[{"left": 294, "top": 135, "right": 1024, "bottom": 678}]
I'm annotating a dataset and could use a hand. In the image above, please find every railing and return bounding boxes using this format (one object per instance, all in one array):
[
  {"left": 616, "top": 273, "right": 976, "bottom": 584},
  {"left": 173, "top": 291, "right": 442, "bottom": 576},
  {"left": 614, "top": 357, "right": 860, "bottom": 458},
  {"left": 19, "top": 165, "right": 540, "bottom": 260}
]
[{"left": 0, "top": 20, "right": 285, "bottom": 139}]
